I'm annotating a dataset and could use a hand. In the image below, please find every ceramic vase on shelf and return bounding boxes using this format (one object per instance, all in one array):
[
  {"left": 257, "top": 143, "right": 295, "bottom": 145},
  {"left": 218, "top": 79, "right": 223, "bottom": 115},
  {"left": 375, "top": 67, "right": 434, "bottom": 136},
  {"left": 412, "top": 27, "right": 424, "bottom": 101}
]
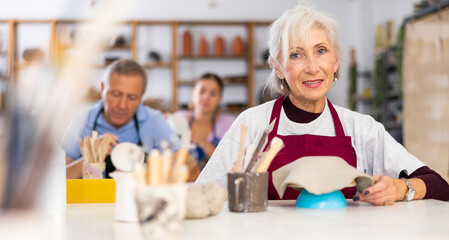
[
  {"left": 183, "top": 30, "right": 192, "bottom": 57},
  {"left": 198, "top": 36, "right": 208, "bottom": 57},
  {"left": 214, "top": 36, "right": 225, "bottom": 57},
  {"left": 232, "top": 36, "right": 244, "bottom": 57}
]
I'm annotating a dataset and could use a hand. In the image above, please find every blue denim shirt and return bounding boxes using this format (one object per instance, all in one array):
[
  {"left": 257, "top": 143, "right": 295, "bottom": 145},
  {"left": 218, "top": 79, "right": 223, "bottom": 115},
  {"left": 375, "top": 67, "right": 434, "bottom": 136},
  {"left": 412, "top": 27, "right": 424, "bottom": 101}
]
[{"left": 61, "top": 100, "right": 180, "bottom": 159}]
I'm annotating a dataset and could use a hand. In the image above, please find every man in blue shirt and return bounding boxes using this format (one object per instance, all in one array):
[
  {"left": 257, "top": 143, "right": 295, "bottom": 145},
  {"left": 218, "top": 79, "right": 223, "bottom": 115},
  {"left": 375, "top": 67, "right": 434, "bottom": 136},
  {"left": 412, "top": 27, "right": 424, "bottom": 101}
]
[{"left": 61, "top": 59, "right": 181, "bottom": 179}]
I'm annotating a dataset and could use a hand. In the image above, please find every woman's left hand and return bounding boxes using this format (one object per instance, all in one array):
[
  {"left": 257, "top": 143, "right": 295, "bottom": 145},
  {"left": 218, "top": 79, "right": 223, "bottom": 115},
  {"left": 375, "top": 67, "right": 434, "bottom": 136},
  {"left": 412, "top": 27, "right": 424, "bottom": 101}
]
[{"left": 353, "top": 175, "right": 403, "bottom": 206}]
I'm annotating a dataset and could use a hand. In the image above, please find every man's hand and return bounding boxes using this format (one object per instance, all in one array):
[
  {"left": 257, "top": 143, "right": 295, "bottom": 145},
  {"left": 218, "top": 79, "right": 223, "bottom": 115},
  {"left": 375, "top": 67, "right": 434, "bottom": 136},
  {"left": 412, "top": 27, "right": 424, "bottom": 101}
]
[{"left": 98, "top": 133, "right": 118, "bottom": 156}]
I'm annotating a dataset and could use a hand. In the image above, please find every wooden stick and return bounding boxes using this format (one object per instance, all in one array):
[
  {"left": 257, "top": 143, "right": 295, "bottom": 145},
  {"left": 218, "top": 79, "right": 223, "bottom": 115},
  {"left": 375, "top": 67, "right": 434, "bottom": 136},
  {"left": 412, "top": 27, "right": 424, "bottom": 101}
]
[
  {"left": 98, "top": 136, "right": 110, "bottom": 163},
  {"left": 84, "top": 136, "right": 95, "bottom": 163},
  {"left": 91, "top": 131, "right": 98, "bottom": 162},
  {"left": 78, "top": 139, "right": 84, "bottom": 158},
  {"left": 91, "top": 130, "right": 98, "bottom": 143},
  {"left": 149, "top": 149, "right": 161, "bottom": 185},
  {"left": 161, "top": 149, "right": 172, "bottom": 184},
  {"left": 146, "top": 154, "right": 151, "bottom": 185},
  {"left": 94, "top": 140, "right": 100, "bottom": 162},
  {"left": 174, "top": 147, "right": 188, "bottom": 167},
  {"left": 234, "top": 125, "right": 248, "bottom": 172},
  {"left": 255, "top": 137, "right": 284, "bottom": 173},
  {"left": 171, "top": 147, "right": 188, "bottom": 183},
  {"left": 134, "top": 163, "right": 146, "bottom": 187},
  {"left": 174, "top": 165, "right": 189, "bottom": 184}
]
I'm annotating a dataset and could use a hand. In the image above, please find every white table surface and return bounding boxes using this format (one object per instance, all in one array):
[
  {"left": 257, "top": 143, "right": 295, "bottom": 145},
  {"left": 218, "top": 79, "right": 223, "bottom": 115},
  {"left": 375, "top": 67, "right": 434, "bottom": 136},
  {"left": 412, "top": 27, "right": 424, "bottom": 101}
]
[{"left": 1, "top": 200, "right": 449, "bottom": 240}]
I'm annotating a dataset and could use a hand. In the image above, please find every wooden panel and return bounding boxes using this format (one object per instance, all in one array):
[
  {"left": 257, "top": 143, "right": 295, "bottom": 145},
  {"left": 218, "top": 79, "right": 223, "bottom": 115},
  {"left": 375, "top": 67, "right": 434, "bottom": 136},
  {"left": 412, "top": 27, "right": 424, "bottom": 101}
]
[
  {"left": 136, "top": 20, "right": 172, "bottom": 25},
  {"left": 171, "top": 22, "right": 178, "bottom": 112},
  {"left": 8, "top": 20, "right": 15, "bottom": 81},
  {"left": 49, "top": 20, "right": 56, "bottom": 62},
  {"left": 178, "top": 21, "right": 248, "bottom": 25},
  {"left": 131, "top": 21, "right": 137, "bottom": 60},
  {"left": 247, "top": 22, "right": 255, "bottom": 107},
  {"left": 403, "top": 7, "right": 449, "bottom": 181}
]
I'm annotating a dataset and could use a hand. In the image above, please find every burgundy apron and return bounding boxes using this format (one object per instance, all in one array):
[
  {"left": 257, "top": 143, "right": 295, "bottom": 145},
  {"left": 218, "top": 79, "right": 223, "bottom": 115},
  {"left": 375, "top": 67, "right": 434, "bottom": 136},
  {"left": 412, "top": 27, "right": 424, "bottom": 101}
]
[{"left": 266, "top": 96, "right": 357, "bottom": 200}]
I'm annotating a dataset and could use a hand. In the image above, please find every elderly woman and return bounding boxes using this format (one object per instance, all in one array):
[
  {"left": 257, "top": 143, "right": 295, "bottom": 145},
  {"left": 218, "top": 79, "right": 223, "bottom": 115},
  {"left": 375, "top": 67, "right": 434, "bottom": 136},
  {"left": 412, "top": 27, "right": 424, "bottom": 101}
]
[{"left": 196, "top": 2, "right": 449, "bottom": 205}]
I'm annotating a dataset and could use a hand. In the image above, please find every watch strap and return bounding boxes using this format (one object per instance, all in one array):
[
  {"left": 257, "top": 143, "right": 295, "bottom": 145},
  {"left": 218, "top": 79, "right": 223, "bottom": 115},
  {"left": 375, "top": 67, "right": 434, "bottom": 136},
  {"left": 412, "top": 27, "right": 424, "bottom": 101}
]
[{"left": 401, "top": 178, "right": 415, "bottom": 201}]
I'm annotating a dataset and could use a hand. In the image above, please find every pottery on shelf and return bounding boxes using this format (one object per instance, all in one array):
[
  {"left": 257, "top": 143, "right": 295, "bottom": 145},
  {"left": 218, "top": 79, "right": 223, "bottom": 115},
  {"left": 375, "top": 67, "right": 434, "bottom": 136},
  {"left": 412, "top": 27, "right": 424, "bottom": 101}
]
[{"left": 183, "top": 30, "right": 192, "bottom": 57}]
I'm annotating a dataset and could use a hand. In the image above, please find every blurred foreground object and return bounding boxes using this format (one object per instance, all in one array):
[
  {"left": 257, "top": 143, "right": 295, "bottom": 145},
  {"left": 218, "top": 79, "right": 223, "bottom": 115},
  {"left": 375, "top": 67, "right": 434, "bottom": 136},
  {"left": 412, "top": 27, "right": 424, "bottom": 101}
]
[
  {"left": 185, "top": 182, "right": 227, "bottom": 219},
  {"left": 22, "top": 48, "right": 45, "bottom": 63},
  {"left": 0, "top": 0, "right": 135, "bottom": 211}
]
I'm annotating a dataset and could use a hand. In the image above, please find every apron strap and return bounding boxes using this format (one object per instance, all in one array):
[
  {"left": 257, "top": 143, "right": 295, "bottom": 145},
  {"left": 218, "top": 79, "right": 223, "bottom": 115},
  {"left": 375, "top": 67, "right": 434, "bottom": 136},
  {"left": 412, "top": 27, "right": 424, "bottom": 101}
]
[
  {"left": 93, "top": 107, "right": 142, "bottom": 145},
  {"left": 132, "top": 112, "right": 143, "bottom": 146},
  {"left": 326, "top": 99, "right": 345, "bottom": 137},
  {"left": 267, "top": 96, "right": 285, "bottom": 144}
]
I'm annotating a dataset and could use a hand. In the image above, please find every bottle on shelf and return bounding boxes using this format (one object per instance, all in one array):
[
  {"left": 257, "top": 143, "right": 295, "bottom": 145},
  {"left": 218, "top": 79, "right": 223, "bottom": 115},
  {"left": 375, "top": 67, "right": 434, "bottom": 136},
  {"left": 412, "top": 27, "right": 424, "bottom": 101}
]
[
  {"left": 198, "top": 36, "right": 208, "bottom": 57},
  {"left": 214, "top": 36, "right": 225, "bottom": 57},
  {"left": 183, "top": 30, "right": 192, "bottom": 57},
  {"left": 232, "top": 36, "right": 244, "bottom": 57}
]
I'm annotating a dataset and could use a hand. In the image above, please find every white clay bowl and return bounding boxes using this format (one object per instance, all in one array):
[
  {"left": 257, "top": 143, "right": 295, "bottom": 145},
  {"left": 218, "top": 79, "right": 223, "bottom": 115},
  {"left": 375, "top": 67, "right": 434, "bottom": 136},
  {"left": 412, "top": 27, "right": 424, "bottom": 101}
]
[{"left": 111, "top": 142, "right": 145, "bottom": 172}]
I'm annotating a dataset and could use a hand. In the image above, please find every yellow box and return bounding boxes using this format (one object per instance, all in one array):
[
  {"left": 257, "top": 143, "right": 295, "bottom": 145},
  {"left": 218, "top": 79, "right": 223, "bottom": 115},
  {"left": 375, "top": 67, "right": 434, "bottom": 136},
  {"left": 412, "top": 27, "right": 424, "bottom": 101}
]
[{"left": 67, "top": 179, "right": 116, "bottom": 203}]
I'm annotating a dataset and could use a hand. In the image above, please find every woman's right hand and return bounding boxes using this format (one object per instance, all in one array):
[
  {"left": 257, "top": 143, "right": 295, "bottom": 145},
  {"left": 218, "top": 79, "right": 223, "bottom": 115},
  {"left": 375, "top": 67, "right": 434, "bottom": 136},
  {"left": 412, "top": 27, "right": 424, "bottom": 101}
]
[{"left": 353, "top": 175, "right": 403, "bottom": 206}]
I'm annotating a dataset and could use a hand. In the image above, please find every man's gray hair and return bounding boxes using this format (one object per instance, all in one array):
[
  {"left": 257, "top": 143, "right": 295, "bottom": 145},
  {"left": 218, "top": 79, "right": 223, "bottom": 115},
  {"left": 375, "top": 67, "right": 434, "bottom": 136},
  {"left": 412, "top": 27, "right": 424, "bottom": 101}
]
[
  {"left": 266, "top": 1, "right": 342, "bottom": 96},
  {"left": 103, "top": 59, "right": 147, "bottom": 94}
]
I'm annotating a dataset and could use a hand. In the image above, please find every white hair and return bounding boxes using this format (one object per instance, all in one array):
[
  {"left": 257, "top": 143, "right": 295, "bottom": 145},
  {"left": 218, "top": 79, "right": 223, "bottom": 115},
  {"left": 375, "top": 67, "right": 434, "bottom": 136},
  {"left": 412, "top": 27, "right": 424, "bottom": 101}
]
[{"left": 266, "top": 1, "right": 341, "bottom": 96}]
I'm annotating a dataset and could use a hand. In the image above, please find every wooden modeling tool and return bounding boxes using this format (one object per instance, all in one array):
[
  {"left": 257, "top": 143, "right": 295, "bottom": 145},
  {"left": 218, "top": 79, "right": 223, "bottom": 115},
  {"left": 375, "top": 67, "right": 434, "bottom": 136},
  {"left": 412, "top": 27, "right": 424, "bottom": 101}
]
[
  {"left": 92, "top": 130, "right": 98, "bottom": 144},
  {"left": 245, "top": 119, "right": 276, "bottom": 172},
  {"left": 78, "top": 139, "right": 85, "bottom": 158},
  {"left": 134, "top": 163, "right": 146, "bottom": 187},
  {"left": 84, "top": 136, "right": 95, "bottom": 163},
  {"left": 161, "top": 149, "right": 173, "bottom": 184},
  {"left": 169, "top": 147, "right": 188, "bottom": 183},
  {"left": 174, "top": 165, "right": 189, "bottom": 184},
  {"left": 255, "top": 137, "right": 284, "bottom": 173},
  {"left": 134, "top": 145, "right": 191, "bottom": 186},
  {"left": 148, "top": 149, "right": 161, "bottom": 185},
  {"left": 234, "top": 125, "right": 248, "bottom": 172}
]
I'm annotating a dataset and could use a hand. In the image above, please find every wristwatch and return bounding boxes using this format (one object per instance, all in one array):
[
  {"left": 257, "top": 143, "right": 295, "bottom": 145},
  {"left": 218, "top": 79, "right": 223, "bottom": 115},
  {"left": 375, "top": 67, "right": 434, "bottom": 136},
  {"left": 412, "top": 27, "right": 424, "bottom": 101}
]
[{"left": 401, "top": 178, "right": 415, "bottom": 201}]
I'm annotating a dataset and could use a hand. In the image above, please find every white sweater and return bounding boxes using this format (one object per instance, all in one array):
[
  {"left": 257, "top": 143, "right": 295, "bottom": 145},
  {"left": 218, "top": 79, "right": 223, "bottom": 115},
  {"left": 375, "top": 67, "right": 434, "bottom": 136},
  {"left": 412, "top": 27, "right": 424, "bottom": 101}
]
[{"left": 196, "top": 99, "right": 425, "bottom": 188}]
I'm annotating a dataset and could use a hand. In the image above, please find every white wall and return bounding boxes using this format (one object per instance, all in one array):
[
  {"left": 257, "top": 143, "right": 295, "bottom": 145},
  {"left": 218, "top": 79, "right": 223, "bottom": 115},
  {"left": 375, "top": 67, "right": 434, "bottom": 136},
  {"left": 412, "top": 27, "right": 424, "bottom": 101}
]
[{"left": 0, "top": 0, "right": 420, "bottom": 108}]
